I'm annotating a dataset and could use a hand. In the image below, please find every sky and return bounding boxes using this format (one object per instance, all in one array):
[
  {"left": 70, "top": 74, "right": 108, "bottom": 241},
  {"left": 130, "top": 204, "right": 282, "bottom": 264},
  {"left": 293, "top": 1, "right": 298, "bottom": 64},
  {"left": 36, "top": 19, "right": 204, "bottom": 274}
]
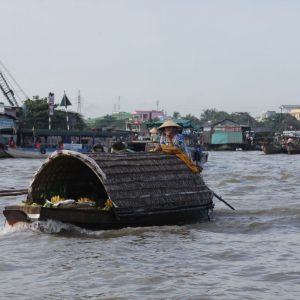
[{"left": 1, "top": 0, "right": 300, "bottom": 118}]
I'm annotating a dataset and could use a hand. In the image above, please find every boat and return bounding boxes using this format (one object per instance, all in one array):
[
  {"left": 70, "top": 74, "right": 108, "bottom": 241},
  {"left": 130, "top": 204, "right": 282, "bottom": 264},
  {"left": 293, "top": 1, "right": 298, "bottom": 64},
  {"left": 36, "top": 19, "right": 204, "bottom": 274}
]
[
  {"left": 286, "top": 139, "right": 300, "bottom": 154},
  {"left": 0, "top": 144, "right": 11, "bottom": 158},
  {"left": 3, "top": 146, "right": 55, "bottom": 158},
  {"left": 2, "top": 143, "right": 91, "bottom": 159},
  {"left": 261, "top": 141, "right": 286, "bottom": 154},
  {"left": 3, "top": 150, "right": 214, "bottom": 230}
]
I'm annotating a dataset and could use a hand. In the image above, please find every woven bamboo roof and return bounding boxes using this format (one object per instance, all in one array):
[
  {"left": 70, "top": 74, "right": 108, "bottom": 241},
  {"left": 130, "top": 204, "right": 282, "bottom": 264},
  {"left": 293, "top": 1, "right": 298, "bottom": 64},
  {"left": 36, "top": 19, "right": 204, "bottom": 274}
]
[{"left": 28, "top": 150, "right": 213, "bottom": 211}]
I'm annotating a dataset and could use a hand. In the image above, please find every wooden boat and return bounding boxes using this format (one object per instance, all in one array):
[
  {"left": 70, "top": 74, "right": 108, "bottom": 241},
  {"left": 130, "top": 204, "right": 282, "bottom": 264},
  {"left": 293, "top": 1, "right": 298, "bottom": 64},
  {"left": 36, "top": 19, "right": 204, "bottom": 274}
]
[
  {"left": 3, "top": 150, "right": 214, "bottom": 230},
  {"left": 3, "top": 147, "right": 54, "bottom": 158},
  {"left": 261, "top": 142, "right": 286, "bottom": 154},
  {"left": 2, "top": 143, "right": 91, "bottom": 159},
  {"left": 286, "top": 140, "right": 300, "bottom": 154},
  {"left": 0, "top": 144, "right": 11, "bottom": 158}
]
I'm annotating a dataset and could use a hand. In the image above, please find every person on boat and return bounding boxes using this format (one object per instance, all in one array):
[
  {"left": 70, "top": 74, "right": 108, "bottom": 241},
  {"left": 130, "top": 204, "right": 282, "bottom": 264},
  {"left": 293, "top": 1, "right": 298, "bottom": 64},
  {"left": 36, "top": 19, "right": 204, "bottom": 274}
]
[
  {"left": 92, "top": 143, "right": 104, "bottom": 153},
  {"left": 58, "top": 141, "right": 64, "bottom": 149},
  {"left": 35, "top": 140, "right": 41, "bottom": 150},
  {"left": 153, "top": 120, "right": 201, "bottom": 173},
  {"left": 110, "top": 141, "right": 125, "bottom": 152},
  {"left": 154, "top": 120, "right": 186, "bottom": 152},
  {"left": 110, "top": 141, "right": 134, "bottom": 153},
  {"left": 149, "top": 127, "right": 159, "bottom": 142},
  {"left": 8, "top": 136, "right": 16, "bottom": 148}
]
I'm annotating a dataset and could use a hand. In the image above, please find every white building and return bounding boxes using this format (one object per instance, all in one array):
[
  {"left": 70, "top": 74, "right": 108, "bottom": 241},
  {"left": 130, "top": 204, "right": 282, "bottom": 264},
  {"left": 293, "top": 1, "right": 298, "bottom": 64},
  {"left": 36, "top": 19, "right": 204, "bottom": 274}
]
[{"left": 259, "top": 111, "right": 276, "bottom": 121}]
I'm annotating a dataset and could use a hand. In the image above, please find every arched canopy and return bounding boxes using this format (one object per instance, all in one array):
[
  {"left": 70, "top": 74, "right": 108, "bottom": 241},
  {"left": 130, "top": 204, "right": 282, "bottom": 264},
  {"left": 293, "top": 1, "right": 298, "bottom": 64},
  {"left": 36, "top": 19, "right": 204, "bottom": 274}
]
[{"left": 28, "top": 150, "right": 213, "bottom": 211}]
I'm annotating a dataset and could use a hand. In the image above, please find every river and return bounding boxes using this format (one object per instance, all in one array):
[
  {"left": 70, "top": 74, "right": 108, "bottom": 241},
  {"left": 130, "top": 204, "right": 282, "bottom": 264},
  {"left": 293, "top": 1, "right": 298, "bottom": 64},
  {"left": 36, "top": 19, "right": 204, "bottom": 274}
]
[{"left": 0, "top": 151, "right": 299, "bottom": 300}]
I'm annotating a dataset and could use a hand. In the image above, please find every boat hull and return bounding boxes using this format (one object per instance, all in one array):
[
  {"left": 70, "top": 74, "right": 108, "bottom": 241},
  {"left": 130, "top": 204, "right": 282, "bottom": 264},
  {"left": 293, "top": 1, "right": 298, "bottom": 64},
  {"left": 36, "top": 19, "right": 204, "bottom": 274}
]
[
  {"left": 261, "top": 143, "right": 286, "bottom": 154},
  {"left": 3, "top": 147, "right": 54, "bottom": 158},
  {"left": 3, "top": 204, "right": 213, "bottom": 230},
  {"left": 287, "top": 143, "right": 300, "bottom": 154},
  {"left": 0, "top": 144, "right": 11, "bottom": 158}
]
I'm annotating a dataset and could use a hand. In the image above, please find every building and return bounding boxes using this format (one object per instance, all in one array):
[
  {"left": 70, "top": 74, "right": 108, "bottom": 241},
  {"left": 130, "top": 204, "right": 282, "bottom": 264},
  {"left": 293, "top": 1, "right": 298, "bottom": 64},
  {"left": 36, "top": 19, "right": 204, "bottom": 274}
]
[
  {"left": 209, "top": 119, "right": 250, "bottom": 150},
  {"left": 126, "top": 110, "right": 165, "bottom": 132},
  {"left": 0, "top": 102, "right": 18, "bottom": 144},
  {"left": 288, "top": 109, "right": 300, "bottom": 121},
  {"left": 279, "top": 105, "right": 300, "bottom": 113},
  {"left": 131, "top": 110, "right": 165, "bottom": 122},
  {"left": 260, "top": 111, "right": 276, "bottom": 121}
]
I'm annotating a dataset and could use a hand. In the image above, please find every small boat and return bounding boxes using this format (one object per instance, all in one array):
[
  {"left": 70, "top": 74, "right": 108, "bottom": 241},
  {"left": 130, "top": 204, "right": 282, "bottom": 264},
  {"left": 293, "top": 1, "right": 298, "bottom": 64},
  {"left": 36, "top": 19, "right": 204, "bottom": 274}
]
[
  {"left": 3, "top": 150, "right": 214, "bottom": 230},
  {"left": 3, "top": 147, "right": 55, "bottom": 158},
  {"left": 2, "top": 143, "right": 91, "bottom": 159}
]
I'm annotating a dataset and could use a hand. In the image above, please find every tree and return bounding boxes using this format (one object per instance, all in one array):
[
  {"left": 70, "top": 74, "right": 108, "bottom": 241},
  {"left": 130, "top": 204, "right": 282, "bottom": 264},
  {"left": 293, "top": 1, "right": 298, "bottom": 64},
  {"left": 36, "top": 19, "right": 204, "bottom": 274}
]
[
  {"left": 184, "top": 114, "right": 202, "bottom": 129},
  {"left": 173, "top": 111, "right": 180, "bottom": 119},
  {"left": 21, "top": 96, "right": 86, "bottom": 130},
  {"left": 259, "top": 113, "right": 300, "bottom": 132},
  {"left": 200, "top": 109, "right": 230, "bottom": 123},
  {"left": 229, "top": 112, "right": 259, "bottom": 127},
  {"left": 88, "top": 114, "right": 127, "bottom": 130}
]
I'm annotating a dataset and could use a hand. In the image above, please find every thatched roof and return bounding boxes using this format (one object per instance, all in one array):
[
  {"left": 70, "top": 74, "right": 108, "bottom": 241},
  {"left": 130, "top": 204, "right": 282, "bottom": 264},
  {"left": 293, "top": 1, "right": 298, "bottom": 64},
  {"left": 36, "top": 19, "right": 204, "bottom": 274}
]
[{"left": 28, "top": 150, "right": 213, "bottom": 212}]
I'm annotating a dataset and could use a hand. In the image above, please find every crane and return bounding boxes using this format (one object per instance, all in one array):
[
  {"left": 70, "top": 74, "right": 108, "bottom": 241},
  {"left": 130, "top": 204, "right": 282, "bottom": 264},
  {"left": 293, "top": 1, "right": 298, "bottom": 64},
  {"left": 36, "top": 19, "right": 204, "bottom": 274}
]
[
  {"left": 0, "top": 60, "right": 30, "bottom": 107},
  {"left": 0, "top": 70, "right": 19, "bottom": 107}
]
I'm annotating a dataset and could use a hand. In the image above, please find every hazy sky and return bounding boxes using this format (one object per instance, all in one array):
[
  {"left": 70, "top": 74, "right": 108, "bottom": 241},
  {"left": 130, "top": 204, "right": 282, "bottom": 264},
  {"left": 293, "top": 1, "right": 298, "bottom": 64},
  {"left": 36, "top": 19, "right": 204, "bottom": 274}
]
[{"left": 1, "top": 0, "right": 300, "bottom": 118}]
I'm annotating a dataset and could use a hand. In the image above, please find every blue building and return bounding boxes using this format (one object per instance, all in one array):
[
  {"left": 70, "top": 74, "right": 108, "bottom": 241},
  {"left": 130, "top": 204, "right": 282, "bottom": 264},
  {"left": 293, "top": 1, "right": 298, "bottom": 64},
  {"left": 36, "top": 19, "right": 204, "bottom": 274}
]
[{"left": 0, "top": 102, "right": 17, "bottom": 145}]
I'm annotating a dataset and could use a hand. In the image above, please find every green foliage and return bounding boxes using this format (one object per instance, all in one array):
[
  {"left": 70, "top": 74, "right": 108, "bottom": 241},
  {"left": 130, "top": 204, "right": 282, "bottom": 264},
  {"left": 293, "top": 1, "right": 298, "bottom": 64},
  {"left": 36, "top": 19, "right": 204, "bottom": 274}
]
[
  {"left": 184, "top": 114, "right": 203, "bottom": 129},
  {"left": 229, "top": 112, "right": 259, "bottom": 127},
  {"left": 173, "top": 111, "right": 181, "bottom": 119},
  {"left": 87, "top": 114, "right": 127, "bottom": 130},
  {"left": 200, "top": 109, "right": 231, "bottom": 123},
  {"left": 21, "top": 97, "right": 49, "bottom": 129},
  {"left": 260, "top": 113, "right": 300, "bottom": 132},
  {"left": 21, "top": 96, "right": 86, "bottom": 130}
]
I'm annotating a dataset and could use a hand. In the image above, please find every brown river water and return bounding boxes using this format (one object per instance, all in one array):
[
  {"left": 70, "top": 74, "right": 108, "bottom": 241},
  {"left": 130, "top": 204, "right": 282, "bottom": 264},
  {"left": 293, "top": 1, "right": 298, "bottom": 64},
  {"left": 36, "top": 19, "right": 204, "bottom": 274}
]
[{"left": 0, "top": 151, "right": 299, "bottom": 300}]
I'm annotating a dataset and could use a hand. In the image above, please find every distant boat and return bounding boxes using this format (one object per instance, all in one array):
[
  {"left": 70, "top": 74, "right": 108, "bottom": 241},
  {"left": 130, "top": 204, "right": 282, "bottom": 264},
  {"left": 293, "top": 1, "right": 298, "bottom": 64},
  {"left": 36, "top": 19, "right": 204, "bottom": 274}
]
[
  {"left": 3, "top": 143, "right": 90, "bottom": 159},
  {"left": 0, "top": 145, "right": 10, "bottom": 158},
  {"left": 3, "top": 147, "right": 54, "bottom": 158},
  {"left": 261, "top": 141, "right": 286, "bottom": 155},
  {"left": 286, "top": 139, "right": 300, "bottom": 154}
]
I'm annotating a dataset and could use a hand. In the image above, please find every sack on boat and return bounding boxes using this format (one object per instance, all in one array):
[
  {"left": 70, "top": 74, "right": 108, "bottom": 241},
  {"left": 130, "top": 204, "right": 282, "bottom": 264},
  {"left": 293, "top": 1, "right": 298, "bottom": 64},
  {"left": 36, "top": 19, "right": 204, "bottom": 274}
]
[{"left": 53, "top": 199, "right": 76, "bottom": 208}]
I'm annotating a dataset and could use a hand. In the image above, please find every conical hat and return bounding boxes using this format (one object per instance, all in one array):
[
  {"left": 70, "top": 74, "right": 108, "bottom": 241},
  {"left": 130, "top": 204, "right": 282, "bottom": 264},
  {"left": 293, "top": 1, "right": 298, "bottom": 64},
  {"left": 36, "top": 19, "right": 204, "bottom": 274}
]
[
  {"left": 158, "top": 120, "right": 182, "bottom": 130},
  {"left": 149, "top": 127, "right": 158, "bottom": 134}
]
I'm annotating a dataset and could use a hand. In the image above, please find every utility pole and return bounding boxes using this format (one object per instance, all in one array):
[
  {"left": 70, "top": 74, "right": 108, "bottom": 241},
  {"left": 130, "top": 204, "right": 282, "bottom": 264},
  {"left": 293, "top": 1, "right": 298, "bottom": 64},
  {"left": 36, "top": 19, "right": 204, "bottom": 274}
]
[
  {"left": 77, "top": 90, "right": 82, "bottom": 114},
  {"left": 48, "top": 92, "right": 55, "bottom": 130},
  {"left": 156, "top": 100, "right": 159, "bottom": 111},
  {"left": 118, "top": 96, "right": 121, "bottom": 120}
]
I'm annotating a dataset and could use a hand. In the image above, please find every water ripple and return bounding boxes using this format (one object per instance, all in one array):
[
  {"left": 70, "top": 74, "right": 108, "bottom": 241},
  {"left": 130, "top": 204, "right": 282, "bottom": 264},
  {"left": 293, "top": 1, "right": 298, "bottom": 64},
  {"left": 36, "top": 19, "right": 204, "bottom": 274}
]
[{"left": 1, "top": 152, "right": 300, "bottom": 299}]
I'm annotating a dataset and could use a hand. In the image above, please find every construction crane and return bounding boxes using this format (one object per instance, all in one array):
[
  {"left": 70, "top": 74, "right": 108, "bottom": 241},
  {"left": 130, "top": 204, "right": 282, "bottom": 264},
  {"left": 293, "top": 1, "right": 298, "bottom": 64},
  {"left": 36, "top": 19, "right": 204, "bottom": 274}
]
[
  {"left": 0, "top": 70, "right": 19, "bottom": 107},
  {"left": 0, "top": 60, "right": 29, "bottom": 107}
]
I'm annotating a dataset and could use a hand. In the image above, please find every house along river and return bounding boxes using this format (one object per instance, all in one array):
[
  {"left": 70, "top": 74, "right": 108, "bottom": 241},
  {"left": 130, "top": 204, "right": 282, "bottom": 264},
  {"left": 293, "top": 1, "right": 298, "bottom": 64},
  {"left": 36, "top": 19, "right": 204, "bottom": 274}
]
[{"left": 0, "top": 151, "right": 299, "bottom": 300}]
